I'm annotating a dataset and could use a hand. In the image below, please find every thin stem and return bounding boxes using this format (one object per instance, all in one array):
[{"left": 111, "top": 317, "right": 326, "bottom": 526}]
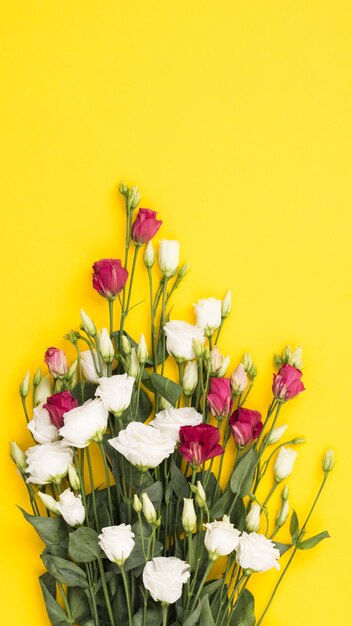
[
  {"left": 190, "top": 560, "right": 213, "bottom": 612},
  {"left": 263, "top": 482, "right": 278, "bottom": 507},
  {"left": 109, "top": 300, "right": 114, "bottom": 337},
  {"left": 97, "top": 557, "right": 116, "bottom": 626},
  {"left": 120, "top": 565, "right": 133, "bottom": 626},
  {"left": 162, "top": 603, "right": 169, "bottom": 626},
  {"left": 99, "top": 442, "right": 113, "bottom": 521},
  {"left": 21, "top": 397, "right": 29, "bottom": 423},
  {"left": 86, "top": 446, "right": 99, "bottom": 529},
  {"left": 57, "top": 582, "right": 72, "bottom": 622},
  {"left": 148, "top": 268, "right": 158, "bottom": 373}
]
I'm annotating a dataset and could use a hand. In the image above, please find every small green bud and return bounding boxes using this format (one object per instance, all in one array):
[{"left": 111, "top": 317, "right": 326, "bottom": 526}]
[
  {"left": 178, "top": 262, "right": 190, "bottom": 278},
  {"left": 292, "top": 437, "right": 306, "bottom": 445},
  {"left": 144, "top": 241, "right": 154, "bottom": 269},
  {"left": 80, "top": 309, "right": 96, "bottom": 337},
  {"left": 128, "top": 348, "right": 140, "bottom": 378},
  {"left": 68, "top": 360, "right": 78, "bottom": 380},
  {"left": 281, "top": 485, "right": 289, "bottom": 501},
  {"left": 137, "top": 334, "right": 148, "bottom": 365},
  {"left": 193, "top": 339, "right": 204, "bottom": 358},
  {"left": 221, "top": 290, "right": 232, "bottom": 319},
  {"left": 68, "top": 464, "right": 80, "bottom": 491},
  {"left": 183, "top": 361, "right": 198, "bottom": 396},
  {"left": 322, "top": 449, "right": 335, "bottom": 473},
  {"left": 182, "top": 498, "right": 197, "bottom": 533},
  {"left": 159, "top": 396, "right": 172, "bottom": 410},
  {"left": 9, "top": 442, "right": 27, "bottom": 472},
  {"left": 133, "top": 494, "right": 142, "bottom": 514},
  {"left": 121, "top": 334, "right": 132, "bottom": 356},
  {"left": 33, "top": 368, "right": 42, "bottom": 388},
  {"left": 276, "top": 498, "right": 289, "bottom": 528},
  {"left": 141, "top": 493, "right": 157, "bottom": 524},
  {"left": 195, "top": 481, "right": 207, "bottom": 509},
  {"left": 19, "top": 371, "right": 30, "bottom": 398},
  {"left": 38, "top": 491, "right": 58, "bottom": 514},
  {"left": 97, "top": 328, "right": 114, "bottom": 364}
]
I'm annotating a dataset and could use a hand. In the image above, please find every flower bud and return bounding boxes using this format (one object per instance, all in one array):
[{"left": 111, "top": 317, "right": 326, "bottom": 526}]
[
  {"left": 193, "top": 339, "right": 204, "bottom": 358},
  {"left": 159, "top": 396, "right": 172, "bottom": 410},
  {"left": 98, "top": 328, "right": 114, "bottom": 364},
  {"left": 19, "top": 371, "right": 30, "bottom": 398},
  {"left": 119, "top": 181, "right": 128, "bottom": 195},
  {"left": 231, "top": 364, "right": 248, "bottom": 395},
  {"left": 276, "top": 498, "right": 289, "bottom": 528},
  {"left": 290, "top": 346, "right": 303, "bottom": 369},
  {"left": 183, "top": 361, "right": 198, "bottom": 396},
  {"left": 141, "top": 493, "right": 157, "bottom": 525},
  {"left": 80, "top": 309, "right": 96, "bottom": 337},
  {"left": 33, "top": 368, "right": 42, "bottom": 388},
  {"left": 38, "top": 491, "right": 58, "bottom": 514},
  {"left": 35, "top": 375, "right": 53, "bottom": 406},
  {"left": 281, "top": 485, "right": 289, "bottom": 501},
  {"left": 182, "top": 498, "right": 197, "bottom": 533},
  {"left": 322, "top": 449, "right": 335, "bottom": 473},
  {"left": 266, "top": 424, "right": 288, "bottom": 445},
  {"left": 144, "top": 241, "right": 155, "bottom": 269},
  {"left": 67, "top": 360, "right": 78, "bottom": 380},
  {"left": 245, "top": 503, "right": 261, "bottom": 532},
  {"left": 9, "top": 442, "right": 27, "bottom": 472},
  {"left": 221, "top": 290, "right": 231, "bottom": 319},
  {"left": 195, "top": 481, "right": 207, "bottom": 509},
  {"left": 68, "top": 464, "right": 80, "bottom": 491},
  {"left": 121, "top": 334, "right": 132, "bottom": 356},
  {"left": 133, "top": 494, "right": 142, "bottom": 514},
  {"left": 137, "top": 334, "right": 148, "bottom": 365},
  {"left": 292, "top": 437, "right": 306, "bottom": 444},
  {"left": 274, "top": 447, "right": 298, "bottom": 482},
  {"left": 242, "top": 353, "right": 253, "bottom": 372},
  {"left": 158, "top": 240, "right": 180, "bottom": 277},
  {"left": 203, "top": 347, "right": 211, "bottom": 362},
  {"left": 128, "top": 185, "right": 142, "bottom": 212},
  {"left": 128, "top": 348, "right": 140, "bottom": 377},
  {"left": 178, "top": 262, "right": 190, "bottom": 278}
]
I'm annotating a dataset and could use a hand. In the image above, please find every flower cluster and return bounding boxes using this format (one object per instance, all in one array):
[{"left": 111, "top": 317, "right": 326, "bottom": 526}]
[{"left": 11, "top": 183, "right": 333, "bottom": 626}]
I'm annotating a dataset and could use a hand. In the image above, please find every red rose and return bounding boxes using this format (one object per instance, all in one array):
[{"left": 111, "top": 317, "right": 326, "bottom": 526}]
[
  {"left": 229, "top": 407, "right": 263, "bottom": 447},
  {"left": 44, "top": 347, "right": 68, "bottom": 378},
  {"left": 92, "top": 259, "right": 128, "bottom": 300},
  {"left": 179, "top": 424, "right": 224, "bottom": 467},
  {"left": 44, "top": 391, "right": 78, "bottom": 429},
  {"left": 207, "top": 377, "right": 232, "bottom": 419},
  {"left": 272, "top": 364, "right": 305, "bottom": 401},
  {"left": 131, "top": 208, "right": 162, "bottom": 244}
]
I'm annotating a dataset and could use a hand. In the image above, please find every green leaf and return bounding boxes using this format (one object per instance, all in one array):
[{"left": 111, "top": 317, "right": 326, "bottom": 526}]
[
  {"left": 273, "top": 542, "right": 292, "bottom": 556},
  {"left": 39, "top": 574, "right": 71, "bottom": 626},
  {"left": 132, "top": 604, "right": 163, "bottom": 626},
  {"left": 182, "top": 601, "right": 202, "bottom": 626},
  {"left": 143, "top": 371, "right": 182, "bottom": 407},
  {"left": 170, "top": 457, "right": 189, "bottom": 500},
  {"left": 231, "top": 589, "right": 255, "bottom": 626},
  {"left": 230, "top": 449, "right": 257, "bottom": 497},
  {"left": 122, "top": 387, "right": 152, "bottom": 424},
  {"left": 298, "top": 530, "right": 330, "bottom": 550},
  {"left": 200, "top": 595, "right": 215, "bottom": 626},
  {"left": 68, "top": 586, "right": 90, "bottom": 622},
  {"left": 19, "top": 508, "right": 68, "bottom": 547},
  {"left": 71, "top": 382, "right": 97, "bottom": 404},
  {"left": 69, "top": 527, "right": 102, "bottom": 563},
  {"left": 42, "top": 554, "right": 88, "bottom": 588},
  {"left": 290, "top": 510, "right": 300, "bottom": 545},
  {"left": 123, "top": 537, "right": 162, "bottom": 572},
  {"left": 200, "top": 578, "right": 224, "bottom": 598}
]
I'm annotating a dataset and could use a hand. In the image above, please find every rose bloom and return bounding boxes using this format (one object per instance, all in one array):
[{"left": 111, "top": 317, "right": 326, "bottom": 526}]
[
  {"left": 272, "top": 364, "right": 305, "bottom": 401},
  {"left": 44, "top": 347, "right": 68, "bottom": 378},
  {"left": 109, "top": 422, "right": 175, "bottom": 470},
  {"left": 230, "top": 407, "right": 263, "bottom": 447},
  {"left": 44, "top": 391, "right": 78, "bottom": 429},
  {"left": 207, "top": 377, "right": 232, "bottom": 419},
  {"left": 158, "top": 240, "right": 180, "bottom": 277},
  {"left": 56, "top": 489, "right": 85, "bottom": 527},
  {"left": 179, "top": 424, "right": 224, "bottom": 467},
  {"left": 149, "top": 407, "right": 203, "bottom": 443},
  {"left": 235, "top": 532, "right": 280, "bottom": 572},
  {"left": 143, "top": 557, "right": 190, "bottom": 604},
  {"left": 27, "top": 403, "right": 59, "bottom": 444},
  {"left": 204, "top": 515, "right": 241, "bottom": 560},
  {"left": 131, "top": 208, "right": 162, "bottom": 244},
  {"left": 80, "top": 350, "right": 107, "bottom": 384},
  {"left": 59, "top": 399, "right": 109, "bottom": 448},
  {"left": 95, "top": 374, "right": 135, "bottom": 417},
  {"left": 26, "top": 441, "right": 73, "bottom": 485},
  {"left": 164, "top": 320, "right": 205, "bottom": 361},
  {"left": 99, "top": 524, "right": 135, "bottom": 566},
  {"left": 194, "top": 297, "right": 222, "bottom": 336},
  {"left": 92, "top": 259, "right": 128, "bottom": 300}
]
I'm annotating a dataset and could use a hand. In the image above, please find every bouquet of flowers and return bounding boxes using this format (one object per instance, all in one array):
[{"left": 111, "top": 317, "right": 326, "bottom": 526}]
[{"left": 11, "top": 182, "right": 334, "bottom": 626}]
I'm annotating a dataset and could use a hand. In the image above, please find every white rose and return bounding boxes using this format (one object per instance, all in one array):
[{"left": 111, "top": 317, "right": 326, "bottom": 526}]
[
  {"left": 27, "top": 403, "right": 59, "bottom": 444},
  {"left": 158, "top": 240, "right": 180, "bottom": 277},
  {"left": 80, "top": 350, "right": 107, "bottom": 384},
  {"left": 95, "top": 374, "right": 135, "bottom": 417},
  {"left": 26, "top": 441, "right": 73, "bottom": 485},
  {"left": 235, "top": 532, "right": 280, "bottom": 572},
  {"left": 245, "top": 503, "right": 261, "bottom": 532},
  {"left": 274, "top": 447, "right": 298, "bottom": 482},
  {"left": 164, "top": 321, "right": 205, "bottom": 361},
  {"left": 204, "top": 515, "right": 241, "bottom": 560},
  {"left": 59, "top": 399, "right": 109, "bottom": 448},
  {"left": 194, "top": 297, "right": 222, "bottom": 336},
  {"left": 98, "top": 524, "right": 135, "bottom": 566},
  {"left": 108, "top": 422, "right": 175, "bottom": 470},
  {"left": 56, "top": 489, "right": 85, "bottom": 527},
  {"left": 143, "top": 557, "right": 190, "bottom": 604},
  {"left": 149, "top": 407, "right": 203, "bottom": 443},
  {"left": 34, "top": 375, "right": 53, "bottom": 406}
]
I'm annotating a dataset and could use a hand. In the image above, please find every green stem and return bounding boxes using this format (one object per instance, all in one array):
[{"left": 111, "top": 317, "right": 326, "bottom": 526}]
[
  {"left": 109, "top": 299, "right": 114, "bottom": 337},
  {"left": 263, "top": 482, "right": 278, "bottom": 507},
  {"left": 97, "top": 557, "right": 116, "bottom": 626},
  {"left": 120, "top": 565, "right": 133, "bottom": 626},
  {"left": 148, "top": 268, "right": 158, "bottom": 374},
  {"left": 57, "top": 582, "right": 72, "bottom": 622},
  {"left": 190, "top": 560, "right": 213, "bottom": 612},
  {"left": 86, "top": 446, "right": 99, "bottom": 529},
  {"left": 99, "top": 442, "right": 113, "bottom": 521},
  {"left": 162, "top": 603, "right": 169, "bottom": 626},
  {"left": 21, "top": 397, "right": 29, "bottom": 423}
]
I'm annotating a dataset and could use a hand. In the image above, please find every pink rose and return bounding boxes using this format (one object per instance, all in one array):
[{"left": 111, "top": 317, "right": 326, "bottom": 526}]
[
  {"left": 272, "top": 364, "right": 305, "bottom": 401},
  {"left": 44, "top": 347, "right": 68, "bottom": 378},
  {"left": 92, "top": 259, "right": 128, "bottom": 300},
  {"left": 179, "top": 424, "right": 224, "bottom": 467},
  {"left": 207, "top": 377, "right": 232, "bottom": 419},
  {"left": 44, "top": 391, "right": 78, "bottom": 429},
  {"left": 131, "top": 208, "right": 162, "bottom": 244},
  {"left": 229, "top": 407, "right": 263, "bottom": 447}
]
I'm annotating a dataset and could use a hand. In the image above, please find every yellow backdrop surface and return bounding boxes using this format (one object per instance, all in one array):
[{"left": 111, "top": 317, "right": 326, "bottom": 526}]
[{"left": 1, "top": 2, "right": 351, "bottom": 625}]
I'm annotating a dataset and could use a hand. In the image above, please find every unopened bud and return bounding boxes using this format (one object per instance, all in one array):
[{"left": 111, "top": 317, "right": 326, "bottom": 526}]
[
  {"left": 33, "top": 368, "right": 42, "bottom": 388},
  {"left": 292, "top": 437, "right": 306, "bottom": 445},
  {"left": 290, "top": 346, "right": 303, "bottom": 369},
  {"left": 137, "top": 334, "right": 148, "bottom": 365},
  {"left": 242, "top": 353, "right": 253, "bottom": 373},
  {"left": 221, "top": 290, "right": 231, "bottom": 319},
  {"left": 9, "top": 442, "right": 27, "bottom": 472},
  {"left": 281, "top": 485, "right": 289, "bottom": 501},
  {"left": 119, "top": 181, "right": 128, "bottom": 195},
  {"left": 68, "top": 464, "right": 80, "bottom": 491},
  {"left": 183, "top": 361, "right": 198, "bottom": 396},
  {"left": 80, "top": 309, "right": 96, "bottom": 337},
  {"left": 182, "top": 498, "right": 197, "bottom": 533},
  {"left": 144, "top": 241, "right": 155, "bottom": 269},
  {"left": 133, "top": 494, "right": 142, "bottom": 513},
  {"left": 322, "top": 449, "right": 335, "bottom": 473},
  {"left": 68, "top": 360, "right": 78, "bottom": 380},
  {"left": 195, "top": 481, "right": 207, "bottom": 509},
  {"left": 141, "top": 493, "right": 157, "bottom": 524},
  {"left": 178, "top": 263, "right": 190, "bottom": 278},
  {"left": 35, "top": 375, "right": 53, "bottom": 406},
  {"left": 128, "top": 348, "right": 140, "bottom": 378},
  {"left": 231, "top": 364, "right": 248, "bottom": 395},
  {"left": 245, "top": 503, "right": 261, "bottom": 532},
  {"left": 19, "top": 371, "right": 30, "bottom": 398},
  {"left": 38, "top": 491, "right": 58, "bottom": 514},
  {"left": 98, "top": 329, "right": 114, "bottom": 364},
  {"left": 203, "top": 347, "right": 211, "bottom": 362},
  {"left": 159, "top": 396, "right": 172, "bottom": 410},
  {"left": 276, "top": 498, "right": 289, "bottom": 528},
  {"left": 193, "top": 339, "right": 204, "bottom": 358},
  {"left": 266, "top": 424, "right": 288, "bottom": 445},
  {"left": 121, "top": 334, "right": 132, "bottom": 356}
]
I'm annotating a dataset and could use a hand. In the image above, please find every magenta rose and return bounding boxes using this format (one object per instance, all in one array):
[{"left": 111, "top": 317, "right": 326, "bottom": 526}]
[
  {"left": 229, "top": 407, "right": 263, "bottom": 447},
  {"left": 207, "top": 377, "right": 232, "bottom": 419},
  {"left": 179, "top": 424, "right": 224, "bottom": 467},
  {"left": 44, "top": 391, "right": 78, "bottom": 429},
  {"left": 44, "top": 347, "right": 68, "bottom": 378},
  {"left": 272, "top": 364, "right": 305, "bottom": 401},
  {"left": 92, "top": 259, "right": 128, "bottom": 300},
  {"left": 131, "top": 208, "right": 162, "bottom": 244}
]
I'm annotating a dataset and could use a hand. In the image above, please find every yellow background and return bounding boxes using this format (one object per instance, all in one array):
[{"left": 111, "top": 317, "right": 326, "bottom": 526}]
[{"left": 1, "top": 1, "right": 351, "bottom": 624}]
